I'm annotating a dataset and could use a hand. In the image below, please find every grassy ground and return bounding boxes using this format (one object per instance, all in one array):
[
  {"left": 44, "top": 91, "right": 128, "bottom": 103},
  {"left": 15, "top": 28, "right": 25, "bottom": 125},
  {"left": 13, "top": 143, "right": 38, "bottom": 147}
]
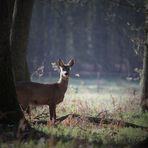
[{"left": 1, "top": 77, "right": 148, "bottom": 147}]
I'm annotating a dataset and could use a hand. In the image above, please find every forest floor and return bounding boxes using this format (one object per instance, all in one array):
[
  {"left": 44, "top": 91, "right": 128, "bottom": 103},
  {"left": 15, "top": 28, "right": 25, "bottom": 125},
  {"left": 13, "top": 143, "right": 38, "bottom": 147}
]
[{"left": 0, "top": 78, "right": 148, "bottom": 147}]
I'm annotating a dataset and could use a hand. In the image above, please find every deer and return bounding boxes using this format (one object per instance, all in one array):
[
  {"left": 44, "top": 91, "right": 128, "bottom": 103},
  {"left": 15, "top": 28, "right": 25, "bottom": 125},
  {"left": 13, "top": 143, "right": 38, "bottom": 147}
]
[{"left": 16, "top": 59, "right": 75, "bottom": 123}]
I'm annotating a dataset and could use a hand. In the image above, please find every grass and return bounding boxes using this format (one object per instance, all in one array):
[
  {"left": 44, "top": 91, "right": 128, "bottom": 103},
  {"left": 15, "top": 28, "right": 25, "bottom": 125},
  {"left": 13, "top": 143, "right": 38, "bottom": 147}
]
[
  {"left": 1, "top": 77, "right": 148, "bottom": 147},
  {"left": 34, "top": 124, "right": 147, "bottom": 145}
]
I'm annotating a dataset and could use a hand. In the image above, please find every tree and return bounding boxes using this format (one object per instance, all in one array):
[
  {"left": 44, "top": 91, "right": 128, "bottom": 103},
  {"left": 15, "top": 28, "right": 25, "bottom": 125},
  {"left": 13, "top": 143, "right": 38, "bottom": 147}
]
[
  {"left": 11, "top": 0, "right": 34, "bottom": 82},
  {"left": 141, "top": 0, "right": 148, "bottom": 111},
  {"left": 65, "top": 3, "right": 75, "bottom": 58},
  {"left": 86, "top": 0, "right": 96, "bottom": 63},
  {"left": 0, "top": 0, "right": 23, "bottom": 124}
]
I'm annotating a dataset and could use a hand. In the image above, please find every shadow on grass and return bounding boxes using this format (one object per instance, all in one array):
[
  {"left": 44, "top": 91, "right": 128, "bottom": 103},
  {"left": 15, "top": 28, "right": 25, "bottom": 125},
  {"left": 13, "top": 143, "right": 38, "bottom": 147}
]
[
  {"left": 34, "top": 113, "right": 148, "bottom": 129},
  {"left": 31, "top": 113, "right": 148, "bottom": 147},
  {"left": 1, "top": 114, "right": 147, "bottom": 147},
  {"left": 0, "top": 123, "right": 49, "bottom": 143}
]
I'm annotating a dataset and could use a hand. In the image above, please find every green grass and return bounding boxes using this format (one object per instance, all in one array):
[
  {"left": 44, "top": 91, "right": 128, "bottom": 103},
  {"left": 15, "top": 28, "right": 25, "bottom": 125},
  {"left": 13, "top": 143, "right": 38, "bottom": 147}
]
[
  {"left": 1, "top": 78, "right": 148, "bottom": 147},
  {"left": 33, "top": 124, "right": 147, "bottom": 145}
]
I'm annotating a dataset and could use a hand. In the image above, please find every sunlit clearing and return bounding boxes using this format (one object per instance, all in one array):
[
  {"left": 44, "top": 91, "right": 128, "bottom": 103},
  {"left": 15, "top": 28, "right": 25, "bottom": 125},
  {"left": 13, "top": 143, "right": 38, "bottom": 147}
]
[{"left": 29, "top": 77, "right": 140, "bottom": 121}]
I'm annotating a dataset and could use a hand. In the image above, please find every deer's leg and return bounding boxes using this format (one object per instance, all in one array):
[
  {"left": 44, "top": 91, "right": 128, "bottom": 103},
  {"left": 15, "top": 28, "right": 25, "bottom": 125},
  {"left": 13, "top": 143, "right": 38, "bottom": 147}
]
[
  {"left": 49, "top": 104, "right": 56, "bottom": 123},
  {"left": 26, "top": 105, "right": 30, "bottom": 114},
  {"left": 53, "top": 105, "right": 56, "bottom": 121},
  {"left": 49, "top": 105, "right": 53, "bottom": 120},
  {"left": 26, "top": 105, "right": 31, "bottom": 120}
]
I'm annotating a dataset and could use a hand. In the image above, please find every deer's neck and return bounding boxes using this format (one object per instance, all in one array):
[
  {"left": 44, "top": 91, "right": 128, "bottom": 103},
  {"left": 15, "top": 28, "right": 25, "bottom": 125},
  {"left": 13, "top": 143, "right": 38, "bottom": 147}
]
[{"left": 58, "top": 75, "right": 69, "bottom": 93}]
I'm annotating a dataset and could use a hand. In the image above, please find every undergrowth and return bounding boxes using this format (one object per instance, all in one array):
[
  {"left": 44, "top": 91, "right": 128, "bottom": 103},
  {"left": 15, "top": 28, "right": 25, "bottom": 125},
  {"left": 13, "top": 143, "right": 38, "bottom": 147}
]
[{"left": 0, "top": 78, "right": 148, "bottom": 147}]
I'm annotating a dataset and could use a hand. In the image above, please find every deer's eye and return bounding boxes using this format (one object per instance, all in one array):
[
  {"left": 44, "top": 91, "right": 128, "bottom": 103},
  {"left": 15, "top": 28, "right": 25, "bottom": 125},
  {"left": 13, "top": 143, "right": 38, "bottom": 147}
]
[{"left": 63, "top": 67, "right": 66, "bottom": 71}]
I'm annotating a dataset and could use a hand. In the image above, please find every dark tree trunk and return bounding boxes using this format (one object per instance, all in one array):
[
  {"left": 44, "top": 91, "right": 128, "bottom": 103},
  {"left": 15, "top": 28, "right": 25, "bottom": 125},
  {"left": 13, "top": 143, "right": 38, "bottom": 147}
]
[
  {"left": 8, "top": 0, "right": 15, "bottom": 24},
  {"left": 0, "top": 0, "right": 23, "bottom": 124},
  {"left": 86, "top": 0, "right": 96, "bottom": 63},
  {"left": 141, "top": 0, "right": 148, "bottom": 111},
  {"left": 50, "top": 0, "right": 61, "bottom": 59},
  {"left": 11, "top": 0, "right": 34, "bottom": 82},
  {"left": 65, "top": 3, "right": 75, "bottom": 58}
]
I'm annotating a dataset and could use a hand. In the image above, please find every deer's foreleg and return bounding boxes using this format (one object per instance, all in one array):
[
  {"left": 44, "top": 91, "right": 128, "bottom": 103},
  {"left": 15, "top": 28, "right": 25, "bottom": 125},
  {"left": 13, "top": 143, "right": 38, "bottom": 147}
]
[
  {"left": 53, "top": 105, "right": 56, "bottom": 120},
  {"left": 49, "top": 104, "right": 56, "bottom": 123}
]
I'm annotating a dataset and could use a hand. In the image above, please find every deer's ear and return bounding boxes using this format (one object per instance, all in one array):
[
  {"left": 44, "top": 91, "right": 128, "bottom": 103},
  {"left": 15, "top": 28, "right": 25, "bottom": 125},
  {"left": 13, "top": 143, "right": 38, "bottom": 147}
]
[
  {"left": 57, "top": 59, "right": 64, "bottom": 67},
  {"left": 68, "top": 59, "right": 75, "bottom": 67}
]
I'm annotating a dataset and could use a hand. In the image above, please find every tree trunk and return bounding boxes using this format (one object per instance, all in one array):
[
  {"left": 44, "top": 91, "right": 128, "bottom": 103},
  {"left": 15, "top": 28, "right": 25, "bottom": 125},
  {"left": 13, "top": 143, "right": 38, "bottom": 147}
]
[
  {"left": 65, "top": 3, "right": 75, "bottom": 58},
  {"left": 141, "top": 0, "right": 148, "bottom": 111},
  {"left": 0, "top": 0, "right": 23, "bottom": 124},
  {"left": 86, "top": 0, "right": 96, "bottom": 63},
  {"left": 50, "top": 0, "right": 61, "bottom": 59},
  {"left": 11, "top": 0, "right": 34, "bottom": 82}
]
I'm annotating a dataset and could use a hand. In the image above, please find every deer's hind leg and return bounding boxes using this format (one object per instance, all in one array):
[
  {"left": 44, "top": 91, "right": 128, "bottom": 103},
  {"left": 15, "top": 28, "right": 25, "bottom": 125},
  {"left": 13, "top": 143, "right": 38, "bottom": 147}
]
[
  {"left": 26, "top": 105, "right": 32, "bottom": 120},
  {"left": 20, "top": 103, "right": 31, "bottom": 120}
]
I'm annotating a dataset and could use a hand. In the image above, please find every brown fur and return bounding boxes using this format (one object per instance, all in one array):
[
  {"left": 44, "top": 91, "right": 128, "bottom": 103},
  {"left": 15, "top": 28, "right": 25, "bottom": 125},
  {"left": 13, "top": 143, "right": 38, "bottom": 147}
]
[{"left": 16, "top": 59, "right": 74, "bottom": 121}]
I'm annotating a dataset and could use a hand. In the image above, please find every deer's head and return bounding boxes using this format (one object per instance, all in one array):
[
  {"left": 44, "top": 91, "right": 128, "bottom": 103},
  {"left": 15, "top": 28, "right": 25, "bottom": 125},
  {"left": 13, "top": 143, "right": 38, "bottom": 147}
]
[{"left": 57, "top": 59, "right": 75, "bottom": 79}]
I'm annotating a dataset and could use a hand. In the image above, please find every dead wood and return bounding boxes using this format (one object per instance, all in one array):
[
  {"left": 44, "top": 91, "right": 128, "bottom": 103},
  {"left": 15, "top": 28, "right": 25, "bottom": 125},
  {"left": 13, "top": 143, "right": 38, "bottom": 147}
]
[
  {"left": 31, "top": 113, "right": 148, "bottom": 130},
  {"left": 56, "top": 114, "right": 148, "bottom": 130}
]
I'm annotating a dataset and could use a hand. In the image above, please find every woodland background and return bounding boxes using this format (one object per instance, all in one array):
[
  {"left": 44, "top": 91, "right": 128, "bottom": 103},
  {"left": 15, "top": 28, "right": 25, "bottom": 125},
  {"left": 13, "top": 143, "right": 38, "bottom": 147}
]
[
  {"left": 28, "top": 0, "right": 144, "bottom": 79},
  {"left": 0, "top": 0, "right": 148, "bottom": 147}
]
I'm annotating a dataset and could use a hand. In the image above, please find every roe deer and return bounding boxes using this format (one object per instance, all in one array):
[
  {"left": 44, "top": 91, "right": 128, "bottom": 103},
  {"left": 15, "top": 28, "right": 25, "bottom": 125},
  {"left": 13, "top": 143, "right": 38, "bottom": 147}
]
[{"left": 16, "top": 59, "right": 75, "bottom": 122}]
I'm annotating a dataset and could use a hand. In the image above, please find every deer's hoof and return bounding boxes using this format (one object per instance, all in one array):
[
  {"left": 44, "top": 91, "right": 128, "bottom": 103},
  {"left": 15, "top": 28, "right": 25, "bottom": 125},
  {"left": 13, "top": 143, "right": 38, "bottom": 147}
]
[{"left": 48, "top": 119, "right": 56, "bottom": 127}]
